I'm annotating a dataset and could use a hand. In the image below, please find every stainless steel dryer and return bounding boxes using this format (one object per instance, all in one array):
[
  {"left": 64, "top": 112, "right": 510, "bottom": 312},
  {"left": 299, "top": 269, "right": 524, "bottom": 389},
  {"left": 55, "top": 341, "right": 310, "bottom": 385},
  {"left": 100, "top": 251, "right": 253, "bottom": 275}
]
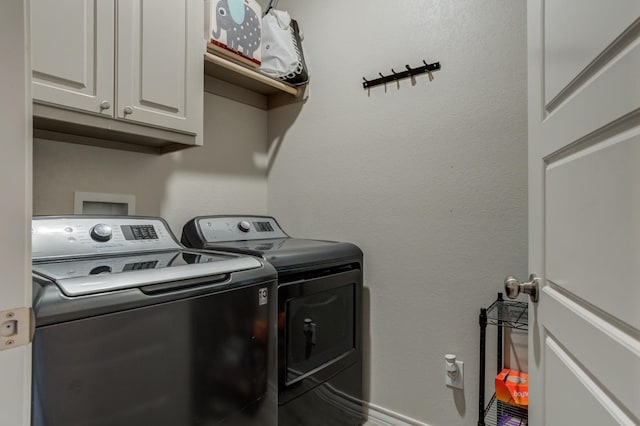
[
  {"left": 31, "top": 216, "right": 277, "bottom": 426},
  {"left": 181, "top": 215, "right": 364, "bottom": 426}
]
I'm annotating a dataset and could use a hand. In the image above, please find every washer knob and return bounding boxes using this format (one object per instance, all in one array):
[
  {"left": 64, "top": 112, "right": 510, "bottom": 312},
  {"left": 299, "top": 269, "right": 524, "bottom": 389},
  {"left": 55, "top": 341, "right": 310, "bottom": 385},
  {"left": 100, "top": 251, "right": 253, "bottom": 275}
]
[
  {"left": 238, "top": 221, "right": 251, "bottom": 233},
  {"left": 90, "top": 224, "right": 113, "bottom": 242}
]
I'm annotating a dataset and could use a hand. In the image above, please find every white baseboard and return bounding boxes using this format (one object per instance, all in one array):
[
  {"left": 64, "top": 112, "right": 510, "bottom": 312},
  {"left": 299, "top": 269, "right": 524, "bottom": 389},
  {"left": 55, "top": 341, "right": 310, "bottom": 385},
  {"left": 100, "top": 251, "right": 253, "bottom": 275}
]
[
  {"left": 313, "top": 382, "right": 431, "bottom": 426},
  {"left": 365, "top": 402, "right": 433, "bottom": 426}
]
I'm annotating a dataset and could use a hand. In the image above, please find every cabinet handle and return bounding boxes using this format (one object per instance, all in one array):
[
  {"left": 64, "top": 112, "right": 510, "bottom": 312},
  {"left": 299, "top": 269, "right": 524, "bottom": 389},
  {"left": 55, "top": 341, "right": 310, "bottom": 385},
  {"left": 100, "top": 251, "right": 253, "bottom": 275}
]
[
  {"left": 123, "top": 106, "right": 133, "bottom": 115},
  {"left": 99, "top": 100, "right": 111, "bottom": 110}
]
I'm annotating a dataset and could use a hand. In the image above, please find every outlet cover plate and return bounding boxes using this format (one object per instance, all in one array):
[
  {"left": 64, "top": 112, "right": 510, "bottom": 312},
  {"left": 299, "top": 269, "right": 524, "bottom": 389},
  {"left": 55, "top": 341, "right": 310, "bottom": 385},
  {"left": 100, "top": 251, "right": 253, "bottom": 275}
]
[{"left": 445, "top": 360, "right": 464, "bottom": 389}]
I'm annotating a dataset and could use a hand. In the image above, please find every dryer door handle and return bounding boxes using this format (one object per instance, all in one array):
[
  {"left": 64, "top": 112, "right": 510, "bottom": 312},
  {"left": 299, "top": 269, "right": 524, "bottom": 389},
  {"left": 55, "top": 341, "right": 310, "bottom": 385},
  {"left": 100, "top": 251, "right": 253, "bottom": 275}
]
[
  {"left": 303, "top": 318, "right": 316, "bottom": 345},
  {"left": 303, "top": 318, "right": 317, "bottom": 360}
]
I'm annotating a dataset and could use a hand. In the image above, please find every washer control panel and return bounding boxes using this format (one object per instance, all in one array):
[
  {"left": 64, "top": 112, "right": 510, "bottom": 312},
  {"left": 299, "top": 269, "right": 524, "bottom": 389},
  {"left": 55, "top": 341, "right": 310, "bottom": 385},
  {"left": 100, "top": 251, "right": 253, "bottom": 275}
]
[
  {"left": 32, "top": 217, "right": 181, "bottom": 260},
  {"left": 197, "top": 216, "right": 287, "bottom": 242}
]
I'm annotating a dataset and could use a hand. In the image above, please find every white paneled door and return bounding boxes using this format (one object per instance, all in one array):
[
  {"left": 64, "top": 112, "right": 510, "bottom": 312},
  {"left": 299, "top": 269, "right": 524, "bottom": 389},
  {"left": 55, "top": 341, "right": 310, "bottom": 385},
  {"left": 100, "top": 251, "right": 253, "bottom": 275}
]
[
  {"left": 0, "top": 1, "right": 32, "bottom": 426},
  {"left": 528, "top": 1, "right": 640, "bottom": 425}
]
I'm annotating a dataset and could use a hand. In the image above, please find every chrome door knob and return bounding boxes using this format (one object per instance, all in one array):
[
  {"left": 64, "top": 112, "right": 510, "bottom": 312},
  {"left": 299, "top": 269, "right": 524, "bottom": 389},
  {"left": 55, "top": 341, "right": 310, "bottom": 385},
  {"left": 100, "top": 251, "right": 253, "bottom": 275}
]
[
  {"left": 123, "top": 106, "right": 133, "bottom": 115},
  {"left": 504, "top": 274, "right": 540, "bottom": 303},
  {"left": 99, "top": 100, "right": 111, "bottom": 110}
]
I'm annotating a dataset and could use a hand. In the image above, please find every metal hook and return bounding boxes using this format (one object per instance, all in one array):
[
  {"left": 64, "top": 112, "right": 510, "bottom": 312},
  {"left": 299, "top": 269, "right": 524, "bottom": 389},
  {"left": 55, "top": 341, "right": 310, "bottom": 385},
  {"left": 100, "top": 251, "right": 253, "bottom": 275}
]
[
  {"left": 423, "top": 60, "right": 435, "bottom": 81},
  {"left": 405, "top": 64, "right": 414, "bottom": 76}
]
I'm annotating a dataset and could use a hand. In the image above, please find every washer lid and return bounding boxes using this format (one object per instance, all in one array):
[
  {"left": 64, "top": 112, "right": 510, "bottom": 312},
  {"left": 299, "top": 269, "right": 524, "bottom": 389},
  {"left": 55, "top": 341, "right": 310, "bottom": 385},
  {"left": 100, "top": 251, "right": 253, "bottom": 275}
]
[
  {"left": 182, "top": 215, "right": 363, "bottom": 270},
  {"left": 202, "top": 238, "right": 363, "bottom": 270},
  {"left": 33, "top": 250, "right": 262, "bottom": 296}
]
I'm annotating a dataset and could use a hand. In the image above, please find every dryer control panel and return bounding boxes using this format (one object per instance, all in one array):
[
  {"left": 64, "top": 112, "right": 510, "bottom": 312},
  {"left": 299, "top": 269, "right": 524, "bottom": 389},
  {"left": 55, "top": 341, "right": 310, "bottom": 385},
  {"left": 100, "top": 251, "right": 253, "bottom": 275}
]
[
  {"left": 196, "top": 216, "right": 288, "bottom": 242},
  {"left": 32, "top": 216, "right": 182, "bottom": 261}
]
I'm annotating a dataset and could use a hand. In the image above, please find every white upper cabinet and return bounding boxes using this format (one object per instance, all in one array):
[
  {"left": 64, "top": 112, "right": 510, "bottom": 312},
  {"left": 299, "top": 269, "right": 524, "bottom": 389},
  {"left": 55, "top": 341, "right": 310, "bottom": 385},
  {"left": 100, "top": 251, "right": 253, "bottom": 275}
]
[
  {"left": 31, "top": 0, "right": 203, "bottom": 152},
  {"left": 117, "top": 0, "right": 203, "bottom": 134},
  {"left": 32, "top": 0, "right": 115, "bottom": 116}
]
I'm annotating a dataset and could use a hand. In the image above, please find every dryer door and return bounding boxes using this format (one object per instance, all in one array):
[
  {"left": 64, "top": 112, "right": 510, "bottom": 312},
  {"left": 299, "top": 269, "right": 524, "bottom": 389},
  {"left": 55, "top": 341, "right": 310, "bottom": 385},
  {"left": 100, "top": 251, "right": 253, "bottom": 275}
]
[{"left": 278, "top": 268, "right": 362, "bottom": 403}]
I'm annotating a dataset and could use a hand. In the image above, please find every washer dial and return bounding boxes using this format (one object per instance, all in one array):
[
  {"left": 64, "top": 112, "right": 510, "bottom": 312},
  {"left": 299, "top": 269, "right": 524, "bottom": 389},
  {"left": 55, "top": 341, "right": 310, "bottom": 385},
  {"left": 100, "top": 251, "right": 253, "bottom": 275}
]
[
  {"left": 90, "top": 224, "right": 113, "bottom": 242},
  {"left": 238, "top": 221, "right": 251, "bottom": 233}
]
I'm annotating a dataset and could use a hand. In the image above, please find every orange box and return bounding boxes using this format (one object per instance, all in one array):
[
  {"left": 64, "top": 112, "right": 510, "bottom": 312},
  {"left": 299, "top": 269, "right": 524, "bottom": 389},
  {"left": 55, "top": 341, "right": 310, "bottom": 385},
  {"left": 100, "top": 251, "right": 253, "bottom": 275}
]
[{"left": 495, "top": 369, "right": 528, "bottom": 407}]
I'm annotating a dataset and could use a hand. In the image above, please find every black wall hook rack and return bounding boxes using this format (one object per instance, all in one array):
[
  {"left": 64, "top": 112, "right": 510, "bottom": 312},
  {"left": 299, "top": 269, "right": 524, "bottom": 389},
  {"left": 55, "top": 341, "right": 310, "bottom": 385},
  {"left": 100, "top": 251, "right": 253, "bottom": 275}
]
[{"left": 362, "top": 60, "right": 441, "bottom": 89}]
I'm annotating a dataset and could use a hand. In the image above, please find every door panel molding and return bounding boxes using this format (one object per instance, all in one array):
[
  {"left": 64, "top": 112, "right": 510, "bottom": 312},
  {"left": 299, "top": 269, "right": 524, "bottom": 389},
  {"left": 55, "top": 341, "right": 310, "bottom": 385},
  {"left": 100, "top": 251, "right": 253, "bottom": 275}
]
[
  {"left": 32, "top": 71, "right": 89, "bottom": 90},
  {"left": 542, "top": 38, "right": 640, "bottom": 156},
  {"left": 544, "top": 0, "right": 640, "bottom": 106},
  {"left": 541, "top": 285, "right": 640, "bottom": 421},
  {"left": 545, "top": 128, "right": 640, "bottom": 330},
  {"left": 544, "top": 336, "right": 635, "bottom": 425},
  {"left": 546, "top": 18, "right": 640, "bottom": 113},
  {"left": 543, "top": 109, "right": 640, "bottom": 164}
]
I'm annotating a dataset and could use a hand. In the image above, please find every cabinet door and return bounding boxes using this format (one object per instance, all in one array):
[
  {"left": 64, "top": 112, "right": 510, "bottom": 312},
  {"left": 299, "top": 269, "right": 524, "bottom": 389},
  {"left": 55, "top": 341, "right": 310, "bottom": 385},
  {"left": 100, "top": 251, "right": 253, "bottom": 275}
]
[
  {"left": 32, "top": 0, "right": 114, "bottom": 116},
  {"left": 117, "top": 0, "right": 203, "bottom": 136}
]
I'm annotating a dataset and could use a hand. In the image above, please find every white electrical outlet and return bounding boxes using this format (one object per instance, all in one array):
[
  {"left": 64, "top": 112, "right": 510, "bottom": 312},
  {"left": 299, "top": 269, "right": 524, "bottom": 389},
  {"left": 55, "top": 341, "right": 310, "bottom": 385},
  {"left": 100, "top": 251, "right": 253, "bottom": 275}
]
[{"left": 445, "top": 354, "right": 464, "bottom": 389}]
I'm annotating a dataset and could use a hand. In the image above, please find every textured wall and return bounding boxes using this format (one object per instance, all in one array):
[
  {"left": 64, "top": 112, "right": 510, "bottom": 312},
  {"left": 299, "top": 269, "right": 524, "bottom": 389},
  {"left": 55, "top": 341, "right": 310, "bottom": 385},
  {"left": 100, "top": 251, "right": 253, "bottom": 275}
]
[
  {"left": 267, "top": 1, "right": 528, "bottom": 425},
  {"left": 33, "top": 90, "right": 269, "bottom": 234}
]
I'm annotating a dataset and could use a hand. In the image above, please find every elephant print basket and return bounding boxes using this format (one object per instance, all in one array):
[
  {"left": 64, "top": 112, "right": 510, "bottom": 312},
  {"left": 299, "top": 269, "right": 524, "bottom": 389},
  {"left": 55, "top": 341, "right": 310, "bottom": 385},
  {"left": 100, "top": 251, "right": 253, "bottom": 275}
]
[{"left": 206, "top": 0, "right": 262, "bottom": 68}]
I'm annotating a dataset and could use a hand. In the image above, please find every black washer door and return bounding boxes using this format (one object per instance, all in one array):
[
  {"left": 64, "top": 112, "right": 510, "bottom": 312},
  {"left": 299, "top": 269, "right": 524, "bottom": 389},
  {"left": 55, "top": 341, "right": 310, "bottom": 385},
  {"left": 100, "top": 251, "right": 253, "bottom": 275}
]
[{"left": 32, "top": 283, "right": 272, "bottom": 426}]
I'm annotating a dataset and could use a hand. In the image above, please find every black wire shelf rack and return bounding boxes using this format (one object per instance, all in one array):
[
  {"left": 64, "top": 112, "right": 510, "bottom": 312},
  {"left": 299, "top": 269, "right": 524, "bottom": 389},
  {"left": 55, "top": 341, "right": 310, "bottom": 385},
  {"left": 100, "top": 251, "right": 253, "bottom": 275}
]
[
  {"left": 478, "top": 293, "right": 529, "bottom": 426},
  {"left": 485, "top": 298, "right": 528, "bottom": 330},
  {"left": 483, "top": 393, "right": 528, "bottom": 425}
]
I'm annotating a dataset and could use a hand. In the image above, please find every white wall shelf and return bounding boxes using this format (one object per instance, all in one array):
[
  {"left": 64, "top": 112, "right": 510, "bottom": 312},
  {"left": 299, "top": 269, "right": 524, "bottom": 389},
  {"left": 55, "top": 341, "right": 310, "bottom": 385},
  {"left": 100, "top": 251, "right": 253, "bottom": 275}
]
[{"left": 203, "top": 51, "right": 306, "bottom": 108}]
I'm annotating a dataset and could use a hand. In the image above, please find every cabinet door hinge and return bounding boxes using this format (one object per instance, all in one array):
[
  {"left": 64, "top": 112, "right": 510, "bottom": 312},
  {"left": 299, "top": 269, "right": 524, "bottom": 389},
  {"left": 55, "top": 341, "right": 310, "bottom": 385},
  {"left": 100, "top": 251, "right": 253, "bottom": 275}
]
[{"left": 0, "top": 307, "right": 34, "bottom": 351}]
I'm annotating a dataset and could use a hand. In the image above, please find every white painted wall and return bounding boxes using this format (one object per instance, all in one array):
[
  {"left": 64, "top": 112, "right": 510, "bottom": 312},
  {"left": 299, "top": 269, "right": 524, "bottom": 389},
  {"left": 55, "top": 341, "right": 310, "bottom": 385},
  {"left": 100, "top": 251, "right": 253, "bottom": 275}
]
[
  {"left": 33, "top": 89, "right": 269, "bottom": 233},
  {"left": 267, "top": 1, "right": 528, "bottom": 425}
]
